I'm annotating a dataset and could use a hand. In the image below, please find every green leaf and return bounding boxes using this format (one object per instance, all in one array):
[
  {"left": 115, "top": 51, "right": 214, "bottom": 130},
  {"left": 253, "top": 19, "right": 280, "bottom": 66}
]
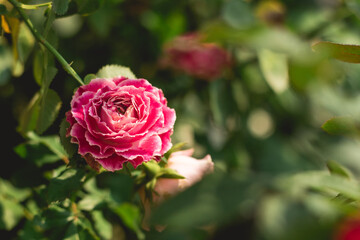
[
  {"left": 78, "top": 178, "right": 110, "bottom": 211},
  {"left": 36, "top": 89, "right": 62, "bottom": 134},
  {"left": 27, "top": 132, "right": 68, "bottom": 163},
  {"left": 156, "top": 168, "right": 185, "bottom": 179},
  {"left": 113, "top": 203, "right": 144, "bottom": 240},
  {"left": 0, "top": 178, "right": 30, "bottom": 202},
  {"left": 74, "top": 0, "right": 104, "bottom": 15},
  {"left": 52, "top": 0, "right": 70, "bottom": 15},
  {"left": 326, "top": 160, "right": 353, "bottom": 179},
  {"left": 46, "top": 168, "right": 86, "bottom": 203},
  {"left": 209, "top": 79, "right": 234, "bottom": 126},
  {"left": 42, "top": 205, "right": 71, "bottom": 229},
  {"left": 92, "top": 211, "right": 112, "bottom": 240},
  {"left": 96, "top": 64, "right": 136, "bottom": 79},
  {"left": 100, "top": 173, "right": 134, "bottom": 204},
  {"left": 277, "top": 171, "right": 360, "bottom": 200},
  {"left": 84, "top": 73, "right": 97, "bottom": 84},
  {"left": 321, "top": 116, "right": 360, "bottom": 136},
  {"left": 42, "top": 66, "right": 58, "bottom": 91},
  {"left": 0, "top": 38, "right": 13, "bottom": 85},
  {"left": 0, "top": 196, "right": 24, "bottom": 230},
  {"left": 17, "top": 22, "right": 35, "bottom": 64},
  {"left": 18, "top": 92, "right": 41, "bottom": 136},
  {"left": 33, "top": 50, "right": 44, "bottom": 86},
  {"left": 258, "top": 48, "right": 289, "bottom": 93},
  {"left": 75, "top": 216, "right": 100, "bottom": 240},
  {"left": 312, "top": 41, "right": 360, "bottom": 63},
  {"left": 18, "top": 219, "right": 45, "bottom": 240},
  {"left": 0, "top": 4, "right": 7, "bottom": 15},
  {"left": 59, "top": 118, "right": 77, "bottom": 158},
  {"left": 345, "top": 0, "right": 360, "bottom": 19},
  {"left": 20, "top": 66, "right": 59, "bottom": 135},
  {"left": 0, "top": 179, "right": 30, "bottom": 230},
  {"left": 14, "top": 142, "right": 61, "bottom": 166}
]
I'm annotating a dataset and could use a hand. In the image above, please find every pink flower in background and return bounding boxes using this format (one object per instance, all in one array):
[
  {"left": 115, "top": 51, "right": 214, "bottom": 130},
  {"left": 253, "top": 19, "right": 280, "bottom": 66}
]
[
  {"left": 140, "top": 149, "right": 214, "bottom": 231},
  {"left": 160, "top": 33, "right": 231, "bottom": 80},
  {"left": 66, "top": 77, "right": 176, "bottom": 171},
  {"left": 334, "top": 214, "right": 360, "bottom": 240}
]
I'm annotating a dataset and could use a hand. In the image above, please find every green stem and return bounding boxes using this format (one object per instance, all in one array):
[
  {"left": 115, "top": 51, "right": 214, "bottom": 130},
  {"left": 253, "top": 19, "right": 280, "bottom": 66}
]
[
  {"left": 19, "top": 2, "right": 52, "bottom": 10},
  {"left": 8, "top": 0, "right": 84, "bottom": 86}
]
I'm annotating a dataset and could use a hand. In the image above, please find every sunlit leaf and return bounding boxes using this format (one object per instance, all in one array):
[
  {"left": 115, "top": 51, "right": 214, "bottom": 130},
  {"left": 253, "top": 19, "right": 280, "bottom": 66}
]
[
  {"left": 96, "top": 64, "right": 136, "bottom": 79},
  {"left": 327, "top": 160, "right": 353, "bottom": 179},
  {"left": 321, "top": 116, "right": 360, "bottom": 136},
  {"left": 0, "top": 196, "right": 24, "bottom": 230},
  {"left": 92, "top": 211, "right": 112, "bottom": 239},
  {"left": 312, "top": 41, "right": 360, "bottom": 63},
  {"left": 18, "top": 92, "right": 41, "bottom": 136},
  {"left": 277, "top": 171, "right": 360, "bottom": 200},
  {"left": 14, "top": 142, "right": 61, "bottom": 166},
  {"left": 78, "top": 178, "right": 110, "bottom": 211},
  {"left": 0, "top": 179, "right": 30, "bottom": 230},
  {"left": 0, "top": 178, "right": 30, "bottom": 202},
  {"left": 84, "top": 73, "right": 97, "bottom": 84},
  {"left": 24, "top": 131, "right": 68, "bottom": 164},
  {"left": 17, "top": 21, "right": 35, "bottom": 63},
  {"left": 258, "top": 48, "right": 289, "bottom": 93},
  {"left": 75, "top": 216, "right": 100, "bottom": 240}
]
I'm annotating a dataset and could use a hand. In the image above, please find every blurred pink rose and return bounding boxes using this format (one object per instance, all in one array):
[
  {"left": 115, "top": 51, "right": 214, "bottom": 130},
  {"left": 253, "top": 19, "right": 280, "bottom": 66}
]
[
  {"left": 160, "top": 33, "right": 231, "bottom": 80},
  {"left": 66, "top": 77, "right": 176, "bottom": 171},
  {"left": 140, "top": 148, "right": 214, "bottom": 231},
  {"left": 334, "top": 214, "right": 360, "bottom": 240}
]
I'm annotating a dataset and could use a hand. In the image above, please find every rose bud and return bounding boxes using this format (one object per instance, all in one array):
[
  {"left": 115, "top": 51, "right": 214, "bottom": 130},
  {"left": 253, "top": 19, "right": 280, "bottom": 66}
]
[
  {"left": 160, "top": 33, "right": 231, "bottom": 80},
  {"left": 66, "top": 76, "right": 176, "bottom": 171},
  {"left": 140, "top": 148, "right": 214, "bottom": 231}
]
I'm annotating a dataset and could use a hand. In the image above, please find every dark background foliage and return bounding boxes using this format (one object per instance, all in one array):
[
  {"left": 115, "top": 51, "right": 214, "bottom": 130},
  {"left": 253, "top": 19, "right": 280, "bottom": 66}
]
[{"left": 2, "top": 0, "right": 360, "bottom": 239}]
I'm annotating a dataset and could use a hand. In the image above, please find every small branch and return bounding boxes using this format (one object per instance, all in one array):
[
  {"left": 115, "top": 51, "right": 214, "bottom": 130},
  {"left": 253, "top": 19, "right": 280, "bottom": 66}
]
[
  {"left": 8, "top": 0, "right": 85, "bottom": 86},
  {"left": 19, "top": 2, "right": 52, "bottom": 10}
]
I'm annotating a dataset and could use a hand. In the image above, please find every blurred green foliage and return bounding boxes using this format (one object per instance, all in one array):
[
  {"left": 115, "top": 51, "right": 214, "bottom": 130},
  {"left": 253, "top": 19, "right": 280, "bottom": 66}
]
[{"left": 2, "top": 0, "right": 360, "bottom": 239}]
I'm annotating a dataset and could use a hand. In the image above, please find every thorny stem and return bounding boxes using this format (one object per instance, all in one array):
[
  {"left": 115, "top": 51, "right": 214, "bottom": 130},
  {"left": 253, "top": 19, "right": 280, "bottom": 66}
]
[{"left": 7, "top": 0, "right": 85, "bottom": 86}]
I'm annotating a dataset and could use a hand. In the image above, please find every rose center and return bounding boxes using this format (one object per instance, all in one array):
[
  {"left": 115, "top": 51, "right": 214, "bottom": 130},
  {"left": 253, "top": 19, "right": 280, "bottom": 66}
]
[
  {"left": 110, "top": 98, "right": 139, "bottom": 119},
  {"left": 113, "top": 99, "right": 131, "bottom": 115}
]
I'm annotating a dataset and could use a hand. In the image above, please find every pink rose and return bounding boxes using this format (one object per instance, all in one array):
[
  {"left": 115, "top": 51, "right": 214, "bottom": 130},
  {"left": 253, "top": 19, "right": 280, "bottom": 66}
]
[
  {"left": 66, "top": 77, "right": 176, "bottom": 171},
  {"left": 160, "top": 33, "right": 231, "bottom": 80},
  {"left": 140, "top": 149, "right": 214, "bottom": 231}
]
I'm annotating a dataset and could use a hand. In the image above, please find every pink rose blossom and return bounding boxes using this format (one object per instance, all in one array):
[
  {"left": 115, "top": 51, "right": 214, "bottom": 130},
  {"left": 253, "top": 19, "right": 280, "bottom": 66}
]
[
  {"left": 140, "top": 149, "right": 214, "bottom": 231},
  {"left": 160, "top": 33, "right": 231, "bottom": 80},
  {"left": 66, "top": 76, "right": 176, "bottom": 171}
]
